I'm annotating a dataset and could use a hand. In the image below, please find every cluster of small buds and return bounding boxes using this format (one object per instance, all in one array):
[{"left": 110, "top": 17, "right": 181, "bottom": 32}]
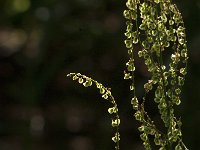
[
  {"left": 67, "top": 73, "right": 120, "bottom": 150},
  {"left": 124, "top": 0, "right": 188, "bottom": 149}
]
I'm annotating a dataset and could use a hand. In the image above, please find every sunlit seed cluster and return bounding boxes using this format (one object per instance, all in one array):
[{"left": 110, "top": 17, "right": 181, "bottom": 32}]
[
  {"left": 67, "top": 73, "right": 120, "bottom": 150},
  {"left": 124, "top": 0, "right": 188, "bottom": 149}
]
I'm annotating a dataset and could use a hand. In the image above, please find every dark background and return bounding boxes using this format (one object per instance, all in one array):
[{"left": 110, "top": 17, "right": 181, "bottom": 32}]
[{"left": 0, "top": 0, "right": 199, "bottom": 149}]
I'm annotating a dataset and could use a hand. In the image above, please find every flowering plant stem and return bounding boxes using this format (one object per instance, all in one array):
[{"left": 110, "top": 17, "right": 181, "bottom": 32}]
[{"left": 67, "top": 0, "right": 189, "bottom": 149}]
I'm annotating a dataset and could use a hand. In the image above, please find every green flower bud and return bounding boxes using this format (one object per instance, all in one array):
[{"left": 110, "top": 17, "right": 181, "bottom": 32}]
[
  {"left": 140, "top": 133, "right": 148, "bottom": 141},
  {"left": 142, "top": 40, "right": 150, "bottom": 49},
  {"left": 181, "top": 49, "right": 187, "bottom": 58},
  {"left": 154, "top": 97, "right": 160, "bottom": 103},
  {"left": 78, "top": 78, "right": 84, "bottom": 84},
  {"left": 72, "top": 75, "right": 78, "bottom": 80},
  {"left": 144, "top": 80, "right": 153, "bottom": 92},
  {"left": 171, "top": 36, "right": 177, "bottom": 42},
  {"left": 175, "top": 144, "right": 183, "bottom": 150},
  {"left": 102, "top": 93, "right": 108, "bottom": 99},
  {"left": 112, "top": 119, "right": 120, "bottom": 127},
  {"left": 134, "top": 111, "right": 142, "bottom": 121},
  {"left": 169, "top": 19, "right": 174, "bottom": 25},
  {"left": 180, "top": 68, "right": 187, "bottom": 75},
  {"left": 175, "top": 88, "right": 181, "bottom": 95},
  {"left": 175, "top": 96, "right": 181, "bottom": 105},
  {"left": 126, "top": 21, "right": 133, "bottom": 31},
  {"left": 108, "top": 106, "right": 118, "bottom": 114},
  {"left": 139, "top": 23, "right": 146, "bottom": 30},
  {"left": 154, "top": 0, "right": 160, "bottom": 4},
  {"left": 127, "top": 65, "right": 135, "bottom": 72},
  {"left": 131, "top": 96, "right": 138, "bottom": 110},
  {"left": 159, "top": 147, "right": 166, "bottom": 150},
  {"left": 178, "top": 38, "right": 185, "bottom": 45},
  {"left": 123, "top": 10, "right": 131, "bottom": 19},
  {"left": 99, "top": 87, "right": 105, "bottom": 94},
  {"left": 130, "top": 83, "right": 135, "bottom": 91},
  {"left": 128, "top": 48, "right": 133, "bottom": 55},
  {"left": 178, "top": 76, "right": 184, "bottom": 86},
  {"left": 124, "top": 72, "right": 132, "bottom": 79},
  {"left": 138, "top": 125, "right": 145, "bottom": 132},
  {"left": 66, "top": 73, "right": 73, "bottom": 77},
  {"left": 125, "top": 39, "right": 133, "bottom": 48},
  {"left": 161, "top": 13, "right": 167, "bottom": 23},
  {"left": 138, "top": 50, "right": 144, "bottom": 57},
  {"left": 133, "top": 37, "right": 139, "bottom": 44},
  {"left": 125, "top": 31, "right": 132, "bottom": 39},
  {"left": 112, "top": 132, "right": 120, "bottom": 143},
  {"left": 83, "top": 79, "right": 92, "bottom": 87}
]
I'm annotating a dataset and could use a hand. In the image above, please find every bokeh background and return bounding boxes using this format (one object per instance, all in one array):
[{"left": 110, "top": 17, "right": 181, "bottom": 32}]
[{"left": 0, "top": 0, "right": 199, "bottom": 149}]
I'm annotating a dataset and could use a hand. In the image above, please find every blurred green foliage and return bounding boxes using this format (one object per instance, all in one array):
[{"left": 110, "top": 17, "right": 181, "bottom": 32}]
[{"left": 0, "top": 0, "right": 200, "bottom": 150}]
